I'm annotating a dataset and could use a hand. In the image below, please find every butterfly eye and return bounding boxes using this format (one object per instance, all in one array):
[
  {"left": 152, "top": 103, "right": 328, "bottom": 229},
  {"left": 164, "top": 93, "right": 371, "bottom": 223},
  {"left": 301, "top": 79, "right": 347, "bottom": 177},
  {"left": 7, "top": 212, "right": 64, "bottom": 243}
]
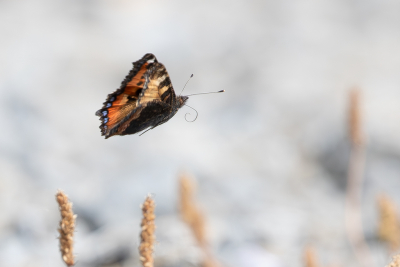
[
  {"left": 106, "top": 103, "right": 112, "bottom": 108},
  {"left": 102, "top": 111, "right": 108, "bottom": 116}
]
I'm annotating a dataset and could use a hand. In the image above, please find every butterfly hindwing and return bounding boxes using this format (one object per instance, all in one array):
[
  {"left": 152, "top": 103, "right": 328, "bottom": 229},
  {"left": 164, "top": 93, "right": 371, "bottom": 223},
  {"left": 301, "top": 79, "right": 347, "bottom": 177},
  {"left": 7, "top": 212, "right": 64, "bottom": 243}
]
[{"left": 118, "top": 100, "right": 172, "bottom": 135}]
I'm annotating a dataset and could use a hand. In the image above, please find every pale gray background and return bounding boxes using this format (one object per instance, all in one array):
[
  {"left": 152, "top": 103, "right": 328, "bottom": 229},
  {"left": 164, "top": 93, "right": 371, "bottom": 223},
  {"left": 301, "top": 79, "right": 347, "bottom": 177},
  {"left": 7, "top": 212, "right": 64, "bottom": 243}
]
[{"left": 1, "top": 1, "right": 400, "bottom": 266}]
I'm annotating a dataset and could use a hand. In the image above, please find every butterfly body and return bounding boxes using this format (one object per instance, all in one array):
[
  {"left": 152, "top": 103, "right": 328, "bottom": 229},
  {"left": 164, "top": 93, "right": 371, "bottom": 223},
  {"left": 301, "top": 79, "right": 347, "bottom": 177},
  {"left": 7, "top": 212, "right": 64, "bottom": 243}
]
[{"left": 96, "top": 53, "right": 188, "bottom": 138}]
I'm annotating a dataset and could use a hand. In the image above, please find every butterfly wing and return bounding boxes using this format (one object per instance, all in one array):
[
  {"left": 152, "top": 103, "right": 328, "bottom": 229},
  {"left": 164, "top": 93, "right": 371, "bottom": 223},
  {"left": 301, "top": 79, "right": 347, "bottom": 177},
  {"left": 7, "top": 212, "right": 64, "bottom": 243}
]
[
  {"left": 140, "top": 61, "right": 176, "bottom": 106},
  {"left": 118, "top": 100, "right": 172, "bottom": 136},
  {"left": 96, "top": 53, "right": 177, "bottom": 138}
]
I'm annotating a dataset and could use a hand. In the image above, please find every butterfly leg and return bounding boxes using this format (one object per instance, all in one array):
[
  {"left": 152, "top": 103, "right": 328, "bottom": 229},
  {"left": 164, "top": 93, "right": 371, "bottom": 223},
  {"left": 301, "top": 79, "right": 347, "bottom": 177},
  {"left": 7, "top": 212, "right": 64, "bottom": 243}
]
[{"left": 139, "top": 127, "right": 155, "bottom": 136}]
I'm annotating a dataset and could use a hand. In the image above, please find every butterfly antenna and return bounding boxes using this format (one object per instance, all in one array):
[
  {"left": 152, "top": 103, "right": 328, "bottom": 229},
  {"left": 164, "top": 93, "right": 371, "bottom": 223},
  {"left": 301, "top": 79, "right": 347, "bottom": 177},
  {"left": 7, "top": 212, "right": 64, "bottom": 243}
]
[
  {"left": 184, "top": 104, "right": 198, "bottom": 122},
  {"left": 179, "top": 74, "right": 194, "bottom": 96},
  {"left": 184, "top": 90, "right": 225, "bottom": 97}
]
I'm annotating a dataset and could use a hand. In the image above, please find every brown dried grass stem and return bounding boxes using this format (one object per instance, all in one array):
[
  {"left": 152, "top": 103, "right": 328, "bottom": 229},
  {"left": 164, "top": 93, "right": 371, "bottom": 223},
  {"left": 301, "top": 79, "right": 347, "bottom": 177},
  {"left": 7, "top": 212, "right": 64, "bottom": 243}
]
[
  {"left": 348, "top": 89, "right": 364, "bottom": 147},
  {"left": 344, "top": 88, "right": 374, "bottom": 267},
  {"left": 304, "top": 247, "right": 319, "bottom": 267},
  {"left": 139, "top": 195, "right": 156, "bottom": 267},
  {"left": 56, "top": 190, "right": 76, "bottom": 267},
  {"left": 179, "top": 173, "right": 219, "bottom": 267},
  {"left": 179, "top": 174, "right": 206, "bottom": 247}
]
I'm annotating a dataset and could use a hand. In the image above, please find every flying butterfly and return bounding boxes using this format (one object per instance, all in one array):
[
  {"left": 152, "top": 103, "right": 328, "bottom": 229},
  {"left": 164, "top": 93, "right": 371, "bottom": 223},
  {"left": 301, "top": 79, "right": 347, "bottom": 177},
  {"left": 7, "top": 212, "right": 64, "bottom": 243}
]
[{"left": 95, "top": 53, "right": 224, "bottom": 138}]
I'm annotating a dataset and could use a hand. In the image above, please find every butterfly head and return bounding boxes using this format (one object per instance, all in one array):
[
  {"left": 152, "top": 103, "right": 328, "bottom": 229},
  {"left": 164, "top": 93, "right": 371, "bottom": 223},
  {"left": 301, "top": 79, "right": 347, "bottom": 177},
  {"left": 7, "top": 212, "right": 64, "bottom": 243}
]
[{"left": 177, "top": 95, "right": 188, "bottom": 108}]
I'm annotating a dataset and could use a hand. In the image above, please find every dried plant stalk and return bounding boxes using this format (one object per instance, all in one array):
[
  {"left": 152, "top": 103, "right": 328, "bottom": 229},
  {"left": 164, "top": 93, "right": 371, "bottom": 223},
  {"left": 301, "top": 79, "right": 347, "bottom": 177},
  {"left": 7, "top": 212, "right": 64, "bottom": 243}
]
[
  {"left": 56, "top": 190, "right": 76, "bottom": 267},
  {"left": 378, "top": 194, "right": 400, "bottom": 251},
  {"left": 349, "top": 89, "right": 364, "bottom": 147},
  {"left": 139, "top": 196, "right": 156, "bottom": 267},
  {"left": 202, "top": 257, "right": 220, "bottom": 267},
  {"left": 304, "top": 247, "right": 319, "bottom": 267},
  {"left": 179, "top": 174, "right": 196, "bottom": 223},
  {"left": 179, "top": 173, "right": 219, "bottom": 267},
  {"left": 179, "top": 174, "right": 206, "bottom": 246},
  {"left": 386, "top": 255, "right": 400, "bottom": 267},
  {"left": 344, "top": 88, "right": 374, "bottom": 267}
]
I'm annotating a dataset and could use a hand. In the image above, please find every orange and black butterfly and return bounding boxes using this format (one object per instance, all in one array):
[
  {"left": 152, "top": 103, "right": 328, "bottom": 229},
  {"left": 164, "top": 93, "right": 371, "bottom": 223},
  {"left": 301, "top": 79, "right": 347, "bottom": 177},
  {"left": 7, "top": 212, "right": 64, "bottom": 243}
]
[{"left": 95, "top": 53, "right": 190, "bottom": 138}]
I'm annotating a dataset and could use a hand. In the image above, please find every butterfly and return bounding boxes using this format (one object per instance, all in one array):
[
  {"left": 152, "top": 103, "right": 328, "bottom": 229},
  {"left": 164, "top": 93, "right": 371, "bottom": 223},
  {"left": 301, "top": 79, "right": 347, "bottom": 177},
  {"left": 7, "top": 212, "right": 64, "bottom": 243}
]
[
  {"left": 95, "top": 53, "right": 192, "bottom": 138},
  {"left": 96, "top": 53, "right": 224, "bottom": 138}
]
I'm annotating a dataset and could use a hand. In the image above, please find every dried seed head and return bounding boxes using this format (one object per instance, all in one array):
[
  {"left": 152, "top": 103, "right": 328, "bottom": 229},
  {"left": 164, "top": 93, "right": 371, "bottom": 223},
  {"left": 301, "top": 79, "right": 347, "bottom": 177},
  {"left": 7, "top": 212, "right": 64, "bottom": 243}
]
[
  {"left": 179, "top": 173, "right": 206, "bottom": 246},
  {"left": 139, "top": 195, "right": 156, "bottom": 267},
  {"left": 56, "top": 190, "right": 76, "bottom": 267},
  {"left": 386, "top": 255, "right": 400, "bottom": 267},
  {"left": 378, "top": 194, "right": 400, "bottom": 251},
  {"left": 178, "top": 173, "right": 221, "bottom": 267},
  {"left": 179, "top": 173, "right": 196, "bottom": 223}
]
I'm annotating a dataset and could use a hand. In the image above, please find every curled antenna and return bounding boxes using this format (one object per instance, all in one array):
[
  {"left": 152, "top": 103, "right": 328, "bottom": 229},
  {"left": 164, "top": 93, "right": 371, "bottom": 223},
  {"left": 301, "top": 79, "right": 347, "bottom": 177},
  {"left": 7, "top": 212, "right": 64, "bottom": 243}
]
[
  {"left": 185, "top": 90, "right": 225, "bottom": 97},
  {"left": 184, "top": 104, "right": 198, "bottom": 122},
  {"left": 179, "top": 74, "right": 194, "bottom": 96}
]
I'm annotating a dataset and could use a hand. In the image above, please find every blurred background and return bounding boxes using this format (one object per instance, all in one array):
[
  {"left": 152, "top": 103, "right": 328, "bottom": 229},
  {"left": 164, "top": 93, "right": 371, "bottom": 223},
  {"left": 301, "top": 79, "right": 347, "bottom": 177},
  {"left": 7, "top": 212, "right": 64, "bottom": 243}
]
[{"left": 1, "top": 1, "right": 400, "bottom": 266}]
